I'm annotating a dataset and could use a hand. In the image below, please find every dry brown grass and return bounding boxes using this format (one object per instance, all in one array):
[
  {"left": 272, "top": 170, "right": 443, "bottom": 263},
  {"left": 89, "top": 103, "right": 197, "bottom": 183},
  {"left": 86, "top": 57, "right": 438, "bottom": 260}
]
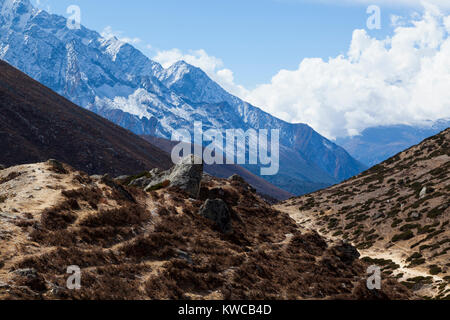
[{"left": 0, "top": 163, "right": 414, "bottom": 300}]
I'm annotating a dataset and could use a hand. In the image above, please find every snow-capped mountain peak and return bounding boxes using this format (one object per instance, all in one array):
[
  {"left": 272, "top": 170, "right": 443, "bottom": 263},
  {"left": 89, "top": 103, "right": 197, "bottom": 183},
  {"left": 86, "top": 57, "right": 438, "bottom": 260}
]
[
  {"left": 158, "top": 59, "right": 234, "bottom": 104},
  {"left": 1, "top": 0, "right": 32, "bottom": 13},
  {"left": 161, "top": 60, "right": 193, "bottom": 85},
  {"left": 0, "top": 0, "right": 34, "bottom": 28},
  {"left": 99, "top": 36, "right": 126, "bottom": 62}
]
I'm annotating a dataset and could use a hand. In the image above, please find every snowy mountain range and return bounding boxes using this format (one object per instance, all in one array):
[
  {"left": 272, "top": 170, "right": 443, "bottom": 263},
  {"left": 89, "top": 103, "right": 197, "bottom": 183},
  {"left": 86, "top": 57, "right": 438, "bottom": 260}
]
[
  {"left": 336, "top": 119, "right": 450, "bottom": 167},
  {"left": 0, "top": 0, "right": 367, "bottom": 195}
]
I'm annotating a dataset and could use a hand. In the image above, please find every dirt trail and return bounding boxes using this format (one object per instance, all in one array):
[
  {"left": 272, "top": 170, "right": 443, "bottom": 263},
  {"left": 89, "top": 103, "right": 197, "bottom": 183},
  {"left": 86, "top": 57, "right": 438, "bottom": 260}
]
[
  {"left": 361, "top": 245, "right": 441, "bottom": 280},
  {"left": 0, "top": 163, "right": 78, "bottom": 284},
  {"left": 361, "top": 245, "right": 448, "bottom": 298}
]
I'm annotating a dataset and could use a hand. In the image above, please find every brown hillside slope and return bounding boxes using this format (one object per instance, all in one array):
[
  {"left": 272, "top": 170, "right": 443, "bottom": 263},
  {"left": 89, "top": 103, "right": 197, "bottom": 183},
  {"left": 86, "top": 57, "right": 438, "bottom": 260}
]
[
  {"left": 0, "top": 161, "right": 411, "bottom": 300},
  {"left": 0, "top": 60, "right": 171, "bottom": 175},
  {"left": 277, "top": 128, "right": 450, "bottom": 299}
]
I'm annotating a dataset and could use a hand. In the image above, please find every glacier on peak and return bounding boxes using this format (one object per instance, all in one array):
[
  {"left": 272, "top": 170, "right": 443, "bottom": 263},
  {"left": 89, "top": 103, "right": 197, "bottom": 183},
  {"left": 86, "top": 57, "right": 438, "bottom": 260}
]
[
  {"left": 0, "top": 0, "right": 34, "bottom": 29},
  {"left": 1, "top": 0, "right": 33, "bottom": 13}
]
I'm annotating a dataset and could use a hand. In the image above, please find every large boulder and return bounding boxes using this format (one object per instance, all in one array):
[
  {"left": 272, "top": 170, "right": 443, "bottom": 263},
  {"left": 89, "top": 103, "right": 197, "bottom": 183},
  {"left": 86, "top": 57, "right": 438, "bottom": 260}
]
[
  {"left": 333, "top": 241, "right": 360, "bottom": 265},
  {"left": 229, "top": 174, "right": 246, "bottom": 183},
  {"left": 143, "top": 155, "right": 203, "bottom": 198},
  {"left": 198, "top": 199, "right": 233, "bottom": 234},
  {"left": 46, "top": 159, "right": 67, "bottom": 174},
  {"left": 128, "top": 168, "right": 162, "bottom": 188}
]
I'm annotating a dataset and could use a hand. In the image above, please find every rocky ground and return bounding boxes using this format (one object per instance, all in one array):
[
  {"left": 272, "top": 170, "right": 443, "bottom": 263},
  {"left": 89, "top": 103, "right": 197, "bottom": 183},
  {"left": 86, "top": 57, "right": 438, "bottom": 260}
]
[
  {"left": 0, "top": 160, "right": 412, "bottom": 300},
  {"left": 277, "top": 128, "right": 450, "bottom": 299}
]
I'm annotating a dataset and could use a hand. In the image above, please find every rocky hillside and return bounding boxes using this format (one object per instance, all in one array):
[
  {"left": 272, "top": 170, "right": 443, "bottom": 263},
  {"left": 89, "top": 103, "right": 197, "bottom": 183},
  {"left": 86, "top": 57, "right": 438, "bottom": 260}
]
[
  {"left": 0, "top": 160, "right": 411, "bottom": 300},
  {"left": 277, "top": 128, "right": 450, "bottom": 299},
  {"left": 0, "top": 60, "right": 171, "bottom": 176}
]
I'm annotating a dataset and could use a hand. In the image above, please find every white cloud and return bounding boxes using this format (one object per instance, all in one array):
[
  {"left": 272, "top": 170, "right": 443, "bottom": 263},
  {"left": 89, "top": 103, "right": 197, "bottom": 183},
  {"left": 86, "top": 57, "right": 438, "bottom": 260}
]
[
  {"left": 101, "top": 26, "right": 142, "bottom": 45},
  {"left": 242, "top": 5, "right": 450, "bottom": 138},
  {"left": 304, "top": 0, "right": 450, "bottom": 10},
  {"left": 32, "top": 0, "right": 51, "bottom": 12},
  {"left": 151, "top": 4, "right": 450, "bottom": 139},
  {"left": 390, "top": 14, "right": 405, "bottom": 27}
]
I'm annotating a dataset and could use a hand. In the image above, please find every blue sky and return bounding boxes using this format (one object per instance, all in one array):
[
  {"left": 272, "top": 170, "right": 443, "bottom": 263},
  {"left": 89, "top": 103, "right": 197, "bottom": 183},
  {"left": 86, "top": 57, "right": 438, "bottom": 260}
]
[
  {"left": 30, "top": 0, "right": 450, "bottom": 138},
  {"left": 34, "top": 0, "right": 413, "bottom": 88}
]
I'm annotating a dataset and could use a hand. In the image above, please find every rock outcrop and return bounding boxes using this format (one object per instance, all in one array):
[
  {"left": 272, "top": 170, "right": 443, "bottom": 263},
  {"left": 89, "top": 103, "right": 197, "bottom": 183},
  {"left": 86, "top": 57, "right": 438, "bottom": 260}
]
[
  {"left": 198, "top": 199, "right": 233, "bottom": 234},
  {"left": 127, "top": 155, "right": 203, "bottom": 198},
  {"left": 46, "top": 159, "right": 67, "bottom": 174},
  {"left": 0, "top": 161, "right": 413, "bottom": 300}
]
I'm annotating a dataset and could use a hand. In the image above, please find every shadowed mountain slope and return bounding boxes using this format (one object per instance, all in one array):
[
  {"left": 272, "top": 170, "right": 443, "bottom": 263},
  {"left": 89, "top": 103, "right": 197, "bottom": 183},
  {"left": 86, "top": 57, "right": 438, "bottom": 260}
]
[{"left": 0, "top": 60, "right": 171, "bottom": 175}]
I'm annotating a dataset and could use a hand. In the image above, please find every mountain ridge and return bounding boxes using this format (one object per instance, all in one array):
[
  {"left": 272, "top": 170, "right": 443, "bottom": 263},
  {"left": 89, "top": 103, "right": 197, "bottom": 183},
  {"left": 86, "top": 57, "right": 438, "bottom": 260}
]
[
  {"left": 0, "top": 160, "right": 413, "bottom": 300},
  {"left": 0, "top": 0, "right": 366, "bottom": 195},
  {"left": 336, "top": 120, "right": 450, "bottom": 167},
  {"left": 0, "top": 59, "right": 171, "bottom": 176}
]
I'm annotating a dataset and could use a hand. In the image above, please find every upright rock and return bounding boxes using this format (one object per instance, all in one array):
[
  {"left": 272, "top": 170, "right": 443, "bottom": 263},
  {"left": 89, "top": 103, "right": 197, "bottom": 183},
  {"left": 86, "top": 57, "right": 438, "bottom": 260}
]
[
  {"left": 143, "top": 155, "right": 203, "bottom": 198},
  {"left": 333, "top": 242, "right": 360, "bottom": 265},
  {"left": 229, "top": 174, "right": 245, "bottom": 183},
  {"left": 419, "top": 187, "right": 427, "bottom": 199},
  {"left": 46, "top": 159, "right": 67, "bottom": 174},
  {"left": 198, "top": 199, "right": 233, "bottom": 234}
]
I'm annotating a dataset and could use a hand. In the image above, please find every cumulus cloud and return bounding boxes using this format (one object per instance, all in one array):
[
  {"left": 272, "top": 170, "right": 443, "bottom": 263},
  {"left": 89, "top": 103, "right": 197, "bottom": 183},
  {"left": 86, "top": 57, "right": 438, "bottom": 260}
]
[
  {"left": 243, "top": 5, "right": 450, "bottom": 138},
  {"left": 32, "top": 0, "right": 51, "bottom": 12},
  {"left": 152, "top": 48, "right": 249, "bottom": 98},
  {"left": 151, "top": 4, "right": 450, "bottom": 139},
  {"left": 304, "top": 0, "right": 450, "bottom": 10}
]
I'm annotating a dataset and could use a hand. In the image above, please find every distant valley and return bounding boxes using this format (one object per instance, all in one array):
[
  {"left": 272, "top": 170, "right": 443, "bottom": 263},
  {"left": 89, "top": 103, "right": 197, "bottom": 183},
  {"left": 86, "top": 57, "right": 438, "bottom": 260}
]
[{"left": 337, "top": 120, "right": 450, "bottom": 167}]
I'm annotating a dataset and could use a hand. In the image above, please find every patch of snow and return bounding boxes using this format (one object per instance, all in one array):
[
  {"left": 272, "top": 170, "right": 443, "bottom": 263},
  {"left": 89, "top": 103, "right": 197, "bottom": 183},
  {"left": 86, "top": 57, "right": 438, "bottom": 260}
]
[
  {"left": 323, "top": 140, "right": 333, "bottom": 150},
  {"left": 0, "top": 43, "right": 9, "bottom": 57}
]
